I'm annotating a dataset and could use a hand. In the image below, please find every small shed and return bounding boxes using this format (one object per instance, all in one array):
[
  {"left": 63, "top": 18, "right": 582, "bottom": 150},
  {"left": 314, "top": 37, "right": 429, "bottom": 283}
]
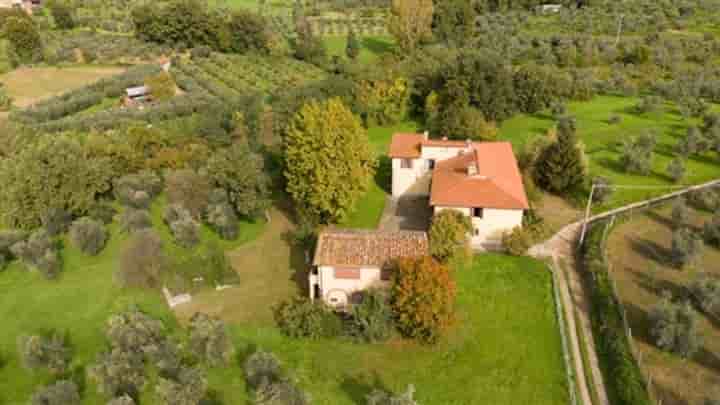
[
  {"left": 126, "top": 86, "right": 151, "bottom": 102},
  {"left": 537, "top": 4, "right": 562, "bottom": 13}
]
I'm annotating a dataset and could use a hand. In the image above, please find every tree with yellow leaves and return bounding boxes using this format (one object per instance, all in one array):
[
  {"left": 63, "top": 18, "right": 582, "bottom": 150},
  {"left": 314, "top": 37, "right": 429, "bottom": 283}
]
[{"left": 388, "top": 0, "right": 434, "bottom": 53}]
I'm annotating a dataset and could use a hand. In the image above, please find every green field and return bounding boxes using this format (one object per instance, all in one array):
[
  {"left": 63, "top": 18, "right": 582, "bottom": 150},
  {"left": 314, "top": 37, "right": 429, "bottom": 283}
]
[
  {"left": 500, "top": 95, "right": 720, "bottom": 209},
  {"left": 211, "top": 254, "right": 569, "bottom": 404},
  {"left": 0, "top": 199, "right": 264, "bottom": 404},
  {"left": 324, "top": 35, "right": 395, "bottom": 65}
]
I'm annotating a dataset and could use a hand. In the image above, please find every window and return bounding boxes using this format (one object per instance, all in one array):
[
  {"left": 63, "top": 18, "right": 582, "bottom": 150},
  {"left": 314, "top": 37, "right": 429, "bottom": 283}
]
[
  {"left": 427, "top": 159, "right": 436, "bottom": 170},
  {"left": 473, "top": 208, "right": 484, "bottom": 218},
  {"left": 474, "top": 228, "right": 480, "bottom": 236},
  {"left": 401, "top": 159, "right": 413, "bottom": 169}
]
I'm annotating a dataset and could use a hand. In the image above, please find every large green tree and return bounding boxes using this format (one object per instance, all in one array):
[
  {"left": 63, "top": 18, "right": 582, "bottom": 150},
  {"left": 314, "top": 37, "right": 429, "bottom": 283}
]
[
  {"left": 533, "top": 117, "right": 588, "bottom": 194},
  {"left": 284, "top": 98, "right": 376, "bottom": 223},
  {"left": 388, "top": 0, "right": 434, "bottom": 53},
  {"left": 0, "top": 134, "right": 113, "bottom": 229},
  {"left": 2, "top": 16, "right": 42, "bottom": 63},
  {"left": 432, "top": 0, "right": 477, "bottom": 45}
]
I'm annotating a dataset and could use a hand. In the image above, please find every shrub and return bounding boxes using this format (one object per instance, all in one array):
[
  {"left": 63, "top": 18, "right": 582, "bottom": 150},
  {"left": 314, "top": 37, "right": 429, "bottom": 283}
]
[
  {"left": 117, "top": 230, "right": 165, "bottom": 288},
  {"left": 366, "top": 385, "right": 418, "bottom": 405},
  {"left": 688, "top": 188, "right": 720, "bottom": 212},
  {"left": 156, "top": 367, "right": 207, "bottom": 405},
  {"left": 119, "top": 209, "right": 152, "bottom": 233},
  {"left": 666, "top": 157, "right": 686, "bottom": 183},
  {"left": 164, "top": 205, "right": 200, "bottom": 248},
  {"left": 243, "top": 350, "right": 283, "bottom": 390},
  {"left": 69, "top": 217, "right": 108, "bottom": 256},
  {"left": 41, "top": 208, "right": 73, "bottom": 237},
  {"left": 620, "top": 131, "right": 656, "bottom": 175},
  {"left": 273, "top": 297, "right": 342, "bottom": 339},
  {"left": 50, "top": 1, "right": 75, "bottom": 30},
  {"left": 671, "top": 197, "right": 689, "bottom": 228},
  {"left": 607, "top": 114, "right": 622, "bottom": 124},
  {"left": 550, "top": 101, "right": 566, "bottom": 118},
  {"left": 106, "top": 309, "right": 166, "bottom": 354},
  {"left": 3, "top": 16, "right": 42, "bottom": 63},
  {"left": 649, "top": 294, "right": 702, "bottom": 358},
  {"left": 704, "top": 212, "right": 720, "bottom": 247},
  {"left": 206, "top": 201, "right": 239, "bottom": 240},
  {"left": 190, "top": 46, "right": 212, "bottom": 59},
  {"left": 254, "top": 380, "right": 311, "bottom": 405},
  {"left": 502, "top": 226, "right": 532, "bottom": 256},
  {"left": 10, "top": 229, "right": 62, "bottom": 279},
  {"left": 188, "top": 313, "right": 234, "bottom": 366},
  {"left": 18, "top": 331, "right": 70, "bottom": 373},
  {"left": 165, "top": 170, "right": 211, "bottom": 218},
  {"left": 671, "top": 227, "right": 703, "bottom": 268},
  {"left": 347, "top": 288, "right": 394, "bottom": 343},
  {"left": 392, "top": 256, "right": 455, "bottom": 344},
  {"left": 635, "top": 95, "right": 663, "bottom": 113},
  {"left": 89, "top": 348, "right": 146, "bottom": 398},
  {"left": 88, "top": 202, "right": 118, "bottom": 224},
  {"left": 428, "top": 210, "right": 472, "bottom": 263},
  {"left": 0, "top": 229, "right": 26, "bottom": 271},
  {"left": 31, "top": 380, "right": 80, "bottom": 405},
  {"left": 591, "top": 176, "right": 614, "bottom": 204},
  {"left": 689, "top": 273, "right": 720, "bottom": 316}
]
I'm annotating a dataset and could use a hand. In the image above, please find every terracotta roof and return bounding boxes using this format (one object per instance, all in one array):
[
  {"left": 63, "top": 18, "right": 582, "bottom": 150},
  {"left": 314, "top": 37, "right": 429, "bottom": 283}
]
[
  {"left": 388, "top": 133, "right": 425, "bottom": 158},
  {"left": 430, "top": 142, "right": 529, "bottom": 210},
  {"left": 313, "top": 229, "right": 429, "bottom": 267}
]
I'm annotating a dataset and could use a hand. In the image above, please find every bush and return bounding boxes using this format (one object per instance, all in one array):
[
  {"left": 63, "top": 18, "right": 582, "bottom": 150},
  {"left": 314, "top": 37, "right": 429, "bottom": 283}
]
[
  {"left": 607, "top": 114, "right": 622, "bottom": 124},
  {"left": 428, "top": 210, "right": 472, "bottom": 263},
  {"left": 704, "top": 212, "right": 720, "bottom": 247},
  {"left": 31, "top": 380, "right": 80, "bottom": 405},
  {"left": 689, "top": 274, "right": 720, "bottom": 316},
  {"left": 69, "top": 217, "right": 108, "bottom": 256},
  {"left": 18, "top": 331, "right": 70, "bottom": 373},
  {"left": 164, "top": 204, "right": 200, "bottom": 248},
  {"left": 117, "top": 230, "right": 165, "bottom": 288},
  {"left": 190, "top": 46, "right": 212, "bottom": 59},
  {"left": 156, "top": 367, "right": 207, "bottom": 405},
  {"left": 649, "top": 294, "right": 702, "bottom": 358},
  {"left": 4, "top": 16, "right": 42, "bottom": 63},
  {"left": 41, "top": 208, "right": 73, "bottom": 237},
  {"left": 688, "top": 188, "right": 720, "bottom": 212},
  {"left": 88, "top": 202, "right": 118, "bottom": 225},
  {"left": 120, "top": 209, "right": 152, "bottom": 233},
  {"left": 591, "top": 176, "right": 614, "bottom": 204},
  {"left": 671, "top": 197, "right": 689, "bottom": 228},
  {"left": 10, "top": 229, "right": 62, "bottom": 279},
  {"left": 206, "top": 201, "right": 239, "bottom": 240},
  {"left": 0, "top": 229, "right": 26, "bottom": 271},
  {"left": 671, "top": 227, "right": 703, "bottom": 268},
  {"left": 165, "top": 170, "right": 211, "bottom": 218},
  {"left": 666, "top": 157, "right": 686, "bottom": 183},
  {"left": 620, "top": 131, "right": 656, "bottom": 175},
  {"left": 50, "top": 2, "right": 75, "bottom": 30},
  {"left": 635, "top": 95, "right": 663, "bottom": 114},
  {"left": 502, "top": 226, "right": 533, "bottom": 256},
  {"left": 243, "top": 350, "right": 283, "bottom": 390},
  {"left": 347, "top": 288, "right": 394, "bottom": 343},
  {"left": 254, "top": 380, "right": 311, "bottom": 405},
  {"left": 114, "top": 171, "right": 163, "bottom": 208},
  {"left": 188, "top": 313, "right": 234, "bottom": 366},
  {"left": 392, "top": 256, "right": 455, "bottom": 344},
  {"left": 144, "top": 71, "right": 176, "bottom": 102},
  {"left": 273, "top": 297, "right": 342, "bottom": 339},
  {"left": 89, "top": 348, "right": 146, "bottom": 399}
]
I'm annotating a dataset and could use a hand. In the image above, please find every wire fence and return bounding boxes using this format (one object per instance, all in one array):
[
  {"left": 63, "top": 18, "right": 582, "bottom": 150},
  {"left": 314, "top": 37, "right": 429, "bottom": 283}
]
[{"left": 547, "top": 263, "right": 580, "bottom": 405}]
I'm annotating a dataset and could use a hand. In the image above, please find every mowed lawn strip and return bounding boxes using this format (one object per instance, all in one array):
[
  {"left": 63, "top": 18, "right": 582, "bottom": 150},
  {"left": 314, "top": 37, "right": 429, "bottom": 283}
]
[
  {"left": 208, "top": 254, "right": 569, "bottom": 405},
  {"left": 500, "top": 95, "right": 720, "bottom": 209}
]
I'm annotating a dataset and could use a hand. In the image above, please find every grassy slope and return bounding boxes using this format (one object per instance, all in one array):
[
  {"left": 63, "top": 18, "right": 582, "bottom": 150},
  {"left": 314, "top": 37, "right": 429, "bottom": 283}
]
[
  {"left": 341, "top": 121, "right": 420, "bottom": 229},
  {"left": 0, "top": 199, "right": 264, "bottom": 404},
  {"left": 324, "top": 36, "right": 395, "bottom": 65},
  {"left": 209, "top": 254, "right": 568, "bottom": 405},
  {"left": 500, "top": 95, "right": 720, "bottom": 209}
]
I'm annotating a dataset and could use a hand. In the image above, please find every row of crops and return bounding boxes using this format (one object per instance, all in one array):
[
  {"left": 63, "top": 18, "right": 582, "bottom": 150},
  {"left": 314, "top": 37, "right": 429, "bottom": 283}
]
[{"left": 174, "top": 53, "right": 328, "bottom": 98}]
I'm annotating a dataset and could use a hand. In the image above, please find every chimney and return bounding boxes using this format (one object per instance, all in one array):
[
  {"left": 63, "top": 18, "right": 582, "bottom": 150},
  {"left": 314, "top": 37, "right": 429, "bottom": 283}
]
[
  {"left": 423, "top": 131, "right": 429, "bottom": 140},
  {"left": 441, "top": 136, "right": 448, "bottom": 141},
  {"left": 467, "top": 162, "right": 478, "bottom": 176}
]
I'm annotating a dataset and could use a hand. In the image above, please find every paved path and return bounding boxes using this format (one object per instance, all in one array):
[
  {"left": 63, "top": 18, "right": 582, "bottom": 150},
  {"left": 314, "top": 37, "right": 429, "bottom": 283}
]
[{"left": 530, "top": 223, "right": 609, "bottom": 405}]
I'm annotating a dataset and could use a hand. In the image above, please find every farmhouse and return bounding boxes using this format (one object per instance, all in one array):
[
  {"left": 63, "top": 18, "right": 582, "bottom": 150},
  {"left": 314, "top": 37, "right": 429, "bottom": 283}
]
[
  {"left": 389, "top": 133, "right": 528, "bottom": 249},
  {"left": 310, "top": 229, "right": 428, "bottom": 307}
]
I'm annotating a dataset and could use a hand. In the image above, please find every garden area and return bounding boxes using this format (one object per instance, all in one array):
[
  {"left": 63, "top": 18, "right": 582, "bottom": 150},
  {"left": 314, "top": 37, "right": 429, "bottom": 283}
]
[{"left": 602, "top": 199, "right": 720, "bottom": 405}]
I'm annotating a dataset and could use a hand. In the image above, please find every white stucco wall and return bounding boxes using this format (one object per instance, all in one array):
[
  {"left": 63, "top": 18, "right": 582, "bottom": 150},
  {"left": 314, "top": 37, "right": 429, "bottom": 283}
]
[
  {"left": 316, "top": 265, "right": 389, "bottom": 305},
  {"left": 391, "top": 145, "right": 468, "bottom": 198},
  {"left": 434, "top": 206, "right": 523, "bottom": 246}
]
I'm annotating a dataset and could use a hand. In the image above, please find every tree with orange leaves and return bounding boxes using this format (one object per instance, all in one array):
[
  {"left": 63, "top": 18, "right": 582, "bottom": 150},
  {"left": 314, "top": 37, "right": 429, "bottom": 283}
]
[{"left": 391, "top": 256, "right": 456, "bottom": 344}]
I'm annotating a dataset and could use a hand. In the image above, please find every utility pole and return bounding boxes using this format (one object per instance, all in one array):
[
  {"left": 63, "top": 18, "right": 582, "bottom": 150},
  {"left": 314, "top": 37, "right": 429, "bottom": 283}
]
[{"left": 578, "top": 183, "right": 596, "bottom": 248}]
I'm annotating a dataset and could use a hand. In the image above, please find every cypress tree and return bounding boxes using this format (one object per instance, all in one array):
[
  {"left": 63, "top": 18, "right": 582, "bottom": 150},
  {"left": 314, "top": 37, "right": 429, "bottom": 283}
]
[{"left": 534, "top": 117, "right": 587, "bottom": 194}]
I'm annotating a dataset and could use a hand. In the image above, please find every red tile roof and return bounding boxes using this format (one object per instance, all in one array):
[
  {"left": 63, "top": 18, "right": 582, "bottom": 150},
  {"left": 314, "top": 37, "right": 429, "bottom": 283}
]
[
  {"left": 430, "top": 142, "right": 529, "bottom": 209},
  {"left": 388, "top": 133, "right": 425, "bottom": 158},
  {"left": 313, "top": 229, "right": 429, "bottom": 267}
]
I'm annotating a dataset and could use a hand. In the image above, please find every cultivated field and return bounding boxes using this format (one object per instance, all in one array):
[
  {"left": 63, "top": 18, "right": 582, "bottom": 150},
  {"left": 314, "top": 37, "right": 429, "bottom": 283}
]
[
  {"left": 606, "top": 205, "right": 720, "bottom": 405},
  {"left": 0, "top": 66, "right": 125, "bottom": 108}
]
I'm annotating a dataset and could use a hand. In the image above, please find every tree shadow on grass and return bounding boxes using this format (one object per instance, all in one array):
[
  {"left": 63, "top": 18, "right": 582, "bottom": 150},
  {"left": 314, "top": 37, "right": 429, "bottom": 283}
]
[
  {"left": 375, "top": 156, "right": 391, "bottom": 194},
  {"left": 623, "top": 301, "right": 654, "bottom": 346},
  {"left": 627, "top": 266, "right": 684, "bottom": 299},
  {"left": 695, "top": 346, "right": 720, "bottom": 373},
  {"left": 362, "top": 37, "right": 393, "bottom": 55},
  {"left": 653, "top": 381, "right": 690, "bottom": 405},
  {"left": 340, "top": 373, "right": 390, "bottom": 405},
  {"left": 627, "top": 236, "right": 673, "bottom": 268}
]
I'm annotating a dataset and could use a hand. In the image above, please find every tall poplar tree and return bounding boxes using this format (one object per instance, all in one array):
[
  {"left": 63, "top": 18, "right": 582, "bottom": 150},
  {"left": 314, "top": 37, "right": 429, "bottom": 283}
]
[{"left": 534, "top": 117, "right": 587, "bottom": 194}]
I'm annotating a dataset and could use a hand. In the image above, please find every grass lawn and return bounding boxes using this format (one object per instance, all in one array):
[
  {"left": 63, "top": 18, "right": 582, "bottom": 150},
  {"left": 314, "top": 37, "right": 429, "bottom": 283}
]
[
  {"left": 0, "top": 198, "right": 265, "bottom": 404},
  {"left": 0, "top": 66, "right": 125, "bottom": 108},
  {"left": 201, "top": 254, "right": 569, "bottom": 404},
  {"left": 341, "top": 120, "right": 420, "bottom": 229},
  {"left": 324, "top": 35, "right": 395, "bottom": 65},
  {"left": 500, "top": 95, "right": 720, "bottom": 210},
  {"left": 605, "top": 205, "right": 720, "bottom": 405}
]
